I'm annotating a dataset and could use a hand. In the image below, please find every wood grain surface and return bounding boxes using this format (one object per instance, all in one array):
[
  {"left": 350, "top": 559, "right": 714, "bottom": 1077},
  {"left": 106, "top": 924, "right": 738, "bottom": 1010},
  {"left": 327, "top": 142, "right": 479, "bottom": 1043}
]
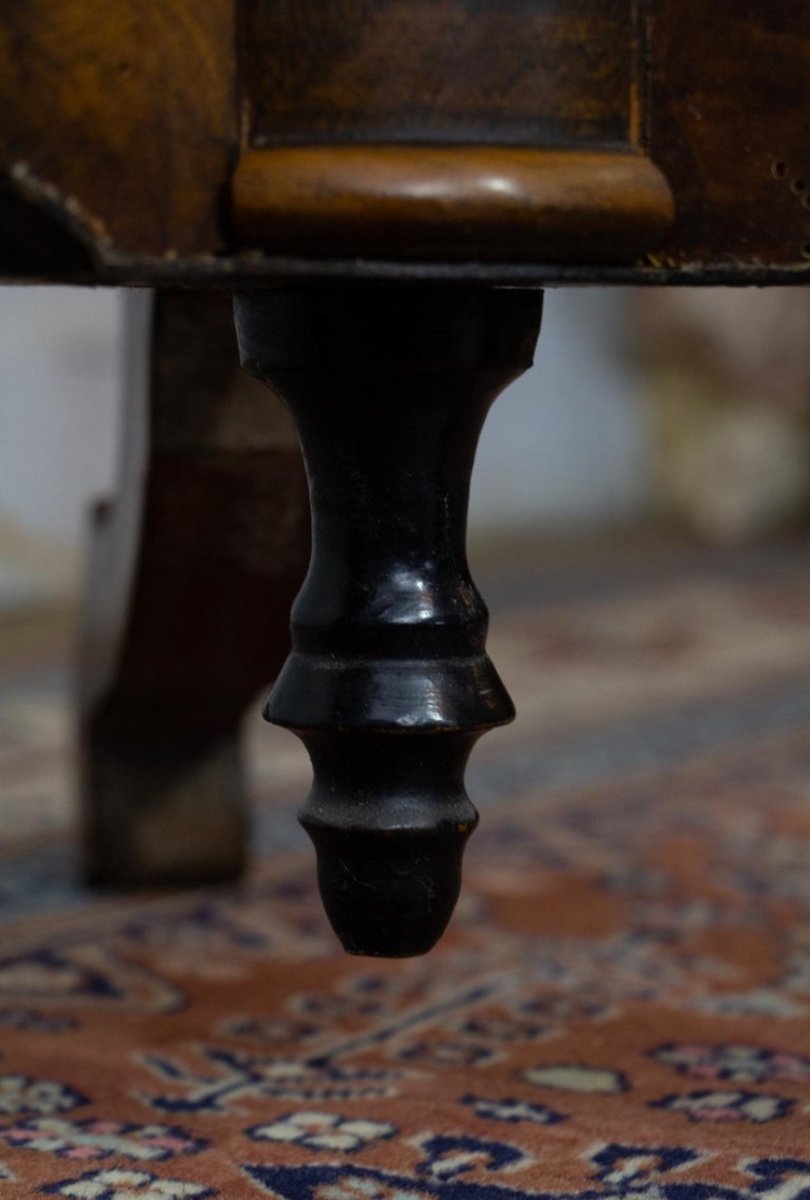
[
  {"left": 0, "top": 0, "right": 235, "bottom": 259},
  {"left": 241, "top": 0, "right": 640, "bottom": 150},
  {"left": 648, "top": 0, "right": 810, "bottom": 271},
  {"left": 0, "top": 0, "right": 807, "bottom": 282}
]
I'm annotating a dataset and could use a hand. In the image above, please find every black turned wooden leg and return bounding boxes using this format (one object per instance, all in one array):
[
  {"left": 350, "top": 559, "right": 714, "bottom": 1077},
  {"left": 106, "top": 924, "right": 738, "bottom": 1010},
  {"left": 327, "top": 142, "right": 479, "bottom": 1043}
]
[
  {"left": 234, "top": 287, "right": 543, "bottom": 955},
  {"left": 79, "top": 289, "right": 309, "bottom": 887}
]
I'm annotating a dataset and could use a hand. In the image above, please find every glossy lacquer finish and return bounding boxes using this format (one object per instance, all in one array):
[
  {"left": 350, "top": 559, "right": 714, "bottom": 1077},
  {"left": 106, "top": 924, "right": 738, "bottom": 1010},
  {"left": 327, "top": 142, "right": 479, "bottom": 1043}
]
[{"left": 234, "top": 287, "right": 543, "bottom": 955}]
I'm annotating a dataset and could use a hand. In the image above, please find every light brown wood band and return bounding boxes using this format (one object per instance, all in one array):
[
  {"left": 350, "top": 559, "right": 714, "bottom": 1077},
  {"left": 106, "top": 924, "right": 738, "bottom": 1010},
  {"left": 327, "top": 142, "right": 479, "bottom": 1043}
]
[{"left": 233, "top": 146, "right": 674, "bottom": 263}]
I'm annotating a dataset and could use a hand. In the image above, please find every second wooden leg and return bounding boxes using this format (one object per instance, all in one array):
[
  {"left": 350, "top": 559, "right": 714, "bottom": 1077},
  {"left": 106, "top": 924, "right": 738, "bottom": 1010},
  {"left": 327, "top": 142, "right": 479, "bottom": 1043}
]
[{"left": 79, "top": 289, "right": 309, "bottom": 886}]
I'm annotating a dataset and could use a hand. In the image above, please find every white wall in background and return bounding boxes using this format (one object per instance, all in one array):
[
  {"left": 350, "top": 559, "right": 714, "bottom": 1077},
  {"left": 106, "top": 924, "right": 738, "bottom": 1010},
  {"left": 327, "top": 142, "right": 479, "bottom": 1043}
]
[
  {"left": 470, "top": 287, "right": 647, "bottom": 536},
  {"left": 0, "top": 287, "right": 121, "bottom": 589},
  {"left": 0, "top": 286, "right": 647, "bottom": 596}
]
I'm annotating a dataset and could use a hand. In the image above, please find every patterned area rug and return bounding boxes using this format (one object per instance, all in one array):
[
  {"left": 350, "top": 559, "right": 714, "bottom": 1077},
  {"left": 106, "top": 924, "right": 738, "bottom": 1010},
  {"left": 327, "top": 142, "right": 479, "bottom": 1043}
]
[{"left": 4, "top": 539, "right": 810, "bottom": 1199}]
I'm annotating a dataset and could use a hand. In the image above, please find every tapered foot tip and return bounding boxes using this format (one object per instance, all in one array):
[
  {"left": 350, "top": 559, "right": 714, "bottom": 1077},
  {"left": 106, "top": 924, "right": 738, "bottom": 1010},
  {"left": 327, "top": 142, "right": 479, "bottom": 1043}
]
[{"left": 302, "top": 819, "right": 474, "bottom": 957}]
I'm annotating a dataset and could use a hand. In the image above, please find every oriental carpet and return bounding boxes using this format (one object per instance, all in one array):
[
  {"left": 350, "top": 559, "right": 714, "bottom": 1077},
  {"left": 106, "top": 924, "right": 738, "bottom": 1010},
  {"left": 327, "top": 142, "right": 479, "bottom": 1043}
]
[{"left": 3, "top": 539, "right": 810, "bottom": 1197}]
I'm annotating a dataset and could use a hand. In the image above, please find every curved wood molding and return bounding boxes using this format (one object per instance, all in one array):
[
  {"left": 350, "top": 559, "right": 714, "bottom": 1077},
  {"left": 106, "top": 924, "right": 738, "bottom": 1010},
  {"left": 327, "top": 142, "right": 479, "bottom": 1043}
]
[{"left": 233, "top": 146, "right": 674, "bottom": 263}]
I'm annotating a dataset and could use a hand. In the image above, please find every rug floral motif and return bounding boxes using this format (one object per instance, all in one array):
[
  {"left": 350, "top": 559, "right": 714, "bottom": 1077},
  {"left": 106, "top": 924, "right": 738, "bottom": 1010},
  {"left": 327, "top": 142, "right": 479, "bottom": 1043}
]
[{"left": 3, "top": 543, "right": 810, "bottom": 1197}]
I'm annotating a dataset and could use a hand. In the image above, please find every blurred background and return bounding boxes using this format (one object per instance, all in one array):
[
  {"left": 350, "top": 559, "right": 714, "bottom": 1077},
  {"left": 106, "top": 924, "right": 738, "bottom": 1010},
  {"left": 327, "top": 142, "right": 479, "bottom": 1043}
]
[
  {"left": 4, "top": 282, "right": 810, "bottom": 990},
  {"left": 1, "top": 284, "right": 809, "bottom": 615}
]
